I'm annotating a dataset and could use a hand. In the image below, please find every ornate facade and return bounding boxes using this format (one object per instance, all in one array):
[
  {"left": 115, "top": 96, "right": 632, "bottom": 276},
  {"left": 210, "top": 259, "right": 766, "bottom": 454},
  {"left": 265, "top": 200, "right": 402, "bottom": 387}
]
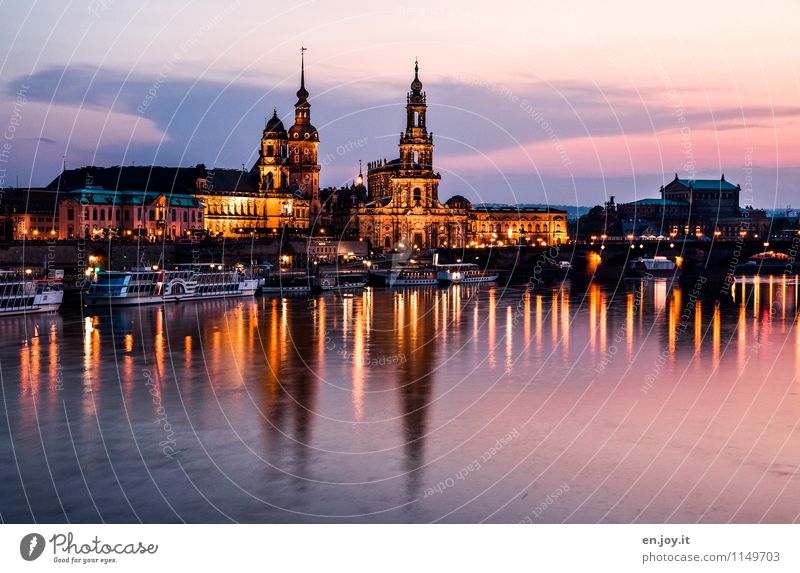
[
  {"left": 455, "top": 199, "right": 568, "bottom": 246},
  {"left": 352, "top": 62, "right": 466, "bottom": 251}
]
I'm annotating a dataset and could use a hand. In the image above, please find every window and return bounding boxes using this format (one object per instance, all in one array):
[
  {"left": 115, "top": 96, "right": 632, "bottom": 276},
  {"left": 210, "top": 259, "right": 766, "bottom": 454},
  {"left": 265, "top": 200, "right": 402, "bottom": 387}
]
[
  {"left": 67, "top": 208, "right": 74, "bottom": 220},
  {"left": 125, "top": 211, "right": 130, "bottom": 221},
  {"left": 183, "top": 211, "right": 187, "bottom": 222},
  {"left": 100, "top": 209, "right": 105, "bottom": 221},
  {"left": 92, "top": 208, "right": 98, "bottom": 220},
  {"left": 267, "top": 145, "right": 273, "bottom": 157},
  {"left": 171, "top": 210, "right": 176, "bottom": 222},
  {"left": 413, "top": 187, "right": 421, "bottom": 203},
  {"left": 149, "top": 210, "right": 155, "bottom": 221}
]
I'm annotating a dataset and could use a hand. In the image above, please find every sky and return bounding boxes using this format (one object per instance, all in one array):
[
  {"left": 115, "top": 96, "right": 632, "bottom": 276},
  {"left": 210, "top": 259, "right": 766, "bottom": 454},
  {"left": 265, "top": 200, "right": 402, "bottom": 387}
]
[{"left": 0, "top": 0, "right": 798, "bottom": 208}]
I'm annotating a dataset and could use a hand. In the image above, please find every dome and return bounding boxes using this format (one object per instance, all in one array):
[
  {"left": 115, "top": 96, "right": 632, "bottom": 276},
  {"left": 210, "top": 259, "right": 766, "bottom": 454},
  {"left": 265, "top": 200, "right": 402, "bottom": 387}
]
[
  {"left": 263, "top": 110, "right": 287, "bottom": 137},
  {"left": 445, "top": 195, "right": 472, "bottom": 210}
]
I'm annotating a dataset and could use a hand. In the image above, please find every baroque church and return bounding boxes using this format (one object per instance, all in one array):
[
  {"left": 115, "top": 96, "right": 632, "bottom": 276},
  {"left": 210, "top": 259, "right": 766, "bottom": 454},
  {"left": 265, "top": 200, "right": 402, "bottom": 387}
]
[{"left": 351, "top": 61, "right": 467, "bottom": 250}]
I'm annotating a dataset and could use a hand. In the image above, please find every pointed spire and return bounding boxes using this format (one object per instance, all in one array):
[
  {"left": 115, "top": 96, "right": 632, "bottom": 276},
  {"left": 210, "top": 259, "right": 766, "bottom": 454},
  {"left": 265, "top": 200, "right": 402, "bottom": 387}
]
[
  {"left": 410, "top": 57, "right": 423, "bottom": 94},
  {"left": 296, "top": 46, "right": 309, "bottom": 103}
]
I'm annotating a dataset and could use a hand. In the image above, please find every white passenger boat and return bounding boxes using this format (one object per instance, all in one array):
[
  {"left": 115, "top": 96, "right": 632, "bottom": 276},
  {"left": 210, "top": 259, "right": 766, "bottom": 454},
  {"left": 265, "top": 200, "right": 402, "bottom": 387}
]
[
  {"left": 370, "top": 264, "right": 439, "bottom": 287},
  {"left": 436, "top": 263, "right": 498, "bottom": 285},
  {"left": 83, "top": 264, "right": 259, "bottom": 306},
  {"left": 0, "top": 270, "right": 64, "bottom": 316},
  {"left": 626, "top": 256, "right": 679, "bottom": 278}
]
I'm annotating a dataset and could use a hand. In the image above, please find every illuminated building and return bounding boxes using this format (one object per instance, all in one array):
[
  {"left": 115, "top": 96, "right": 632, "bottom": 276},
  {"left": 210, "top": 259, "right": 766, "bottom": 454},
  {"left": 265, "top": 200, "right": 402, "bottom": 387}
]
[{"left": 350, "top": 61, "right": 467, "bottom": 251}]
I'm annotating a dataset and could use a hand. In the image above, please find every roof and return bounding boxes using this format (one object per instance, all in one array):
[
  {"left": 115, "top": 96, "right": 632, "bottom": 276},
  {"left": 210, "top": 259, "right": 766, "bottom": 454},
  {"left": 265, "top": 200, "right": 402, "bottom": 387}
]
[
  {"left": 471, "top": 203, "right": 568, "bottom": 214},
  {"left": 47, "top": 165, "right": 259, "bottom": 195},
  {"left": 66, "top": 188, "right": 201, "bottom": 208},
  {"left": 669, "top": 177, "right": 739, "bottom": 191},
  {"left": 623, "top": 198, "right": 688, "bottom": 206}
]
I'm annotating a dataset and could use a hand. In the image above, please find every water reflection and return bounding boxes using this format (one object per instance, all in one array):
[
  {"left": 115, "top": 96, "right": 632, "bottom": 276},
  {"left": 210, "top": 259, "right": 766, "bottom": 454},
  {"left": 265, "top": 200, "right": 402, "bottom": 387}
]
[{"left": 1, "top": 276, "right": 800, "bottom": 522}]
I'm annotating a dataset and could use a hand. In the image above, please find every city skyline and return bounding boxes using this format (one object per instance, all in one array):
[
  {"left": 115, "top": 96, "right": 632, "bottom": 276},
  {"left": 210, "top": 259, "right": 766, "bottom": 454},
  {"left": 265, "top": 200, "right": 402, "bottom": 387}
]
[{"left": 1, "top": 1, "right": 798, "bottom": 208}]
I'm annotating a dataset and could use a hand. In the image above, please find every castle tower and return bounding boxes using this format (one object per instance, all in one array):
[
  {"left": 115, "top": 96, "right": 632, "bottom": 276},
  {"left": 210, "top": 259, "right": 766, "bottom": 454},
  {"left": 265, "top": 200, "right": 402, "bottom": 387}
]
[
  {"left": 257, "top": 108, "right": 290, "bottom": 193},
  {"left": 288, "top": 47, "right": 321, "bottom": 222}
]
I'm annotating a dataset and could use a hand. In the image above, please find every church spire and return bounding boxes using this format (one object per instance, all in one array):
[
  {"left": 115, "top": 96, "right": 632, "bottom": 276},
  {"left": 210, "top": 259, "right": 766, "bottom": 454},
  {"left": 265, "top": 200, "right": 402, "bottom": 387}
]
[
  {"left": 410, "top": 58, "right": 423, "bottom": 94},
  {"left": 296, "top": 46, "right": 309, "bottom": 103}
]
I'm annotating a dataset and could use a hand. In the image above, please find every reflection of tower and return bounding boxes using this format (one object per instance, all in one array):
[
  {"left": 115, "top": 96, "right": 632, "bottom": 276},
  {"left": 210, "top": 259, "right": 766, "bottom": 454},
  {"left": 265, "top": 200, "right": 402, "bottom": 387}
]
[
  {"left": 393, "top": 290, "right": 435, "bottom": 498},
  {"left": 288, "top": 47, "right": 321, "bottom": 224},
  {"left": 256, "top": 108, "right": 290, "bottom": 193},
  {"left": 257, "top": 297, "right": 319, "bottom": 485}
]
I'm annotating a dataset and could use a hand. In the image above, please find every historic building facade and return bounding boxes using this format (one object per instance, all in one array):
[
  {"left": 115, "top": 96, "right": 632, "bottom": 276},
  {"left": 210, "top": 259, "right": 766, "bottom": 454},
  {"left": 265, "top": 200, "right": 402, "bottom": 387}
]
[
  {"left": 450, "top": 198, "right": 568, "bottom": 246},
  {"left": 4, "top": 56, "right": 575, "bottom": 248},
  {"left": 351, "top": 62, "right": 466, "bottom": 251},
  {"left": 617, "top": 175, "right": 769, "bottom": 239}
]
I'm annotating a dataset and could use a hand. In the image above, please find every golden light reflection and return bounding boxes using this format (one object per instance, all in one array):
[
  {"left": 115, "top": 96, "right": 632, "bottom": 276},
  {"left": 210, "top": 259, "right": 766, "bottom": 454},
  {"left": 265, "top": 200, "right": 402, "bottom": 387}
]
[
  {"left": 668, "top": 286, "right": 681, "bottom": 356},
  {"left": 505, "top": 305, "right": 513, "bottom": 370},
  {"left": 589, "top": 284, "right": 598, "bottom": 353},
  {"left": 352, "top": 303, "right": 365, "bottom": 421},
  {"left": 654, "top": 281, "right": 667, "bottom": 313},
  {"left": 523, "top": 292, "right": 531, "bottom": 356},
  {"left": 488, "top": 289, "right": 496, "bottom": 368},
  {"left": 560, "top": 289, "right": 570, "bottom": 356},
  {"left": 753, "top": 275, "right": 760, "bottom": 318},
  {"left": 694, "top": 300, "right": 702, "bottom": 356},
  {"left": 551, "top": 290, "right": 559, "bottom": 346},
  {"left": 737, "top": 302, "right": 747, "bottom": 369},
  {"left": 713, "top": 303, "right": 720, "bottom": 364},
  {"left": 535, "top": 294, "right": 543, "bottom": 351},
  {"left": 626, "top": 292, "right": 634, "bottom": 354},
  {"left": 598, "top": 288, "right": 607, "bottom": 353}
]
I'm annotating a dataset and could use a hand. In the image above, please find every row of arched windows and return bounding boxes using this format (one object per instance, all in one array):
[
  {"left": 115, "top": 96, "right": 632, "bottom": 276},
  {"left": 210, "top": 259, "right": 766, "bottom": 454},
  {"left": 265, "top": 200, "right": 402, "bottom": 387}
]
[{"left": 474, "top": 221, "right": 562, "bottom": 234}]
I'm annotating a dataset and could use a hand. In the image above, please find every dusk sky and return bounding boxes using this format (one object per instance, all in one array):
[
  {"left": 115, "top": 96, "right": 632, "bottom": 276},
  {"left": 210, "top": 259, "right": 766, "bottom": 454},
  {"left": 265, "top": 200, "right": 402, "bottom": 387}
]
[{"left": 1, "top": 0, "right": 798, "bottom": 207}]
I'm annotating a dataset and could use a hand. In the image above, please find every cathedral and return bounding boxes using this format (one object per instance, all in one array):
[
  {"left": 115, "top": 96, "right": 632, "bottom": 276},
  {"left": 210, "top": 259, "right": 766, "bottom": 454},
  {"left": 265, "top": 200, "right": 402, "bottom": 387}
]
[{"left": 350, "top": 61, "right": 467, "bottom": 251}]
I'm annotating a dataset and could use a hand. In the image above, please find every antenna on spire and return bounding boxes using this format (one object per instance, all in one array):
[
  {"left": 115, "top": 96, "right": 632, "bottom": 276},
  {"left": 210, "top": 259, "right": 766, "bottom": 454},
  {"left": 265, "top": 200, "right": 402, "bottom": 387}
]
[{"left": 300, "top": 45, "right": 307, "bottom": 88}]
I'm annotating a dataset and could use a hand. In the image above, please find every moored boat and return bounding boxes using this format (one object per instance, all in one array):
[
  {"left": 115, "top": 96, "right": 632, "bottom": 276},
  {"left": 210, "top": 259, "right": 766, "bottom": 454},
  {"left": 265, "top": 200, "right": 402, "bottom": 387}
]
[
  {"left": 0, "top": 270, "right": 64, "bottom": 316},
  {"left": 436, "top": 263, "right": 498, "bottom": 285},
  {"left": 259, "top": 272, "right": 312, "bottom": 295},
  {"left": 370, "top": 264, "right": 439, "bottom": 287},
  {"left": 313, "top": 271, "right": 368, "bottom": 292},
  {"left": 625, "top": 256, "right": 679, "bottom": 278},
  {"left": 83, "top": 264, "right": 258, "bottom": 306}
]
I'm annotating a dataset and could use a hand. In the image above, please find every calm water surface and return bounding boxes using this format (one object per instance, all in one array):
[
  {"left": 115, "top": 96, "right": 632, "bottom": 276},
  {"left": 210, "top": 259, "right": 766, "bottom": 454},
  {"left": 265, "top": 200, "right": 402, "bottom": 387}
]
[{"left": 2, "top": 277, "right": 800, "bottom": 523}]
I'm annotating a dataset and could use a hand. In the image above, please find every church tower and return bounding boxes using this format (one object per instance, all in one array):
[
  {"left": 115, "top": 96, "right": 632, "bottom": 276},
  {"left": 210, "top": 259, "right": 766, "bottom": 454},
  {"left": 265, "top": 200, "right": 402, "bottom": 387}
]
[
  {"left": 396, "top": 60, "right": 439, "bottom": 207},
  {"left": 256, "top": 108, "right": 289, "bottom": 193},
  {"left": 288, "top": 48, "right": 321, "bottom": 222}
]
